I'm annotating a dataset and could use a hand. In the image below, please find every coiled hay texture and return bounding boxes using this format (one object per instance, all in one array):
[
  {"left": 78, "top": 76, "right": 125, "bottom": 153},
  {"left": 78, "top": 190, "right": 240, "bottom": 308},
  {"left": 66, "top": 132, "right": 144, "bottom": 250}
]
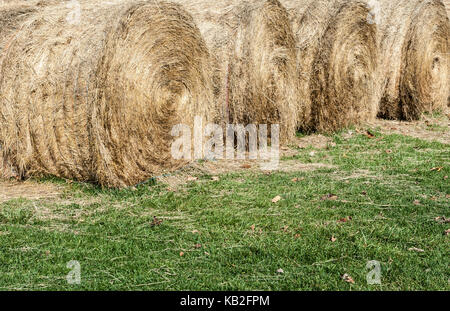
[
  {"left": 174, "top": 0, "right": 299, "bottom": 143},
  {"left": 0, "top": 0, "right": 214, "bottom": 188},
  {"left": 372, "top": 0, "right": 449, "bottom": 119},
  {"left": 283, "top": 0, "right": 378, "bottom": 133}
]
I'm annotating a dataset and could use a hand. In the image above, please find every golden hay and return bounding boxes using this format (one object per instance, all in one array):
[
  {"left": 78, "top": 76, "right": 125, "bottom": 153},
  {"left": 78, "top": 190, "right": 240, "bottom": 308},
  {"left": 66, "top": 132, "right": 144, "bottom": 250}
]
[
  {"left": 282, "top": 0, "right": 378, "bottom": 133},
  {"left": 173, "top": 0, "right": 299, "bottom": 143},
  {"left": 371, "top": 0, "right": 449, "bottom": 120},
  {"left": 0, "top": 0, "right": 214, "bottom": 188}
]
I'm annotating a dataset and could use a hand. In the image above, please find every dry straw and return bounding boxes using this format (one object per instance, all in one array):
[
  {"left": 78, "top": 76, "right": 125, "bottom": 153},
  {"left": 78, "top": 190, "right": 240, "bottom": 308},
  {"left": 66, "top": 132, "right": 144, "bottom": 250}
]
[
  {"left": 368, "top": 0, "right": 449, "bottom": 120},
  {"left": 174, "top": 0, "right": 299, "bottom": 143},
  {"left": 282, "top": 0, "right": 378, "bottom": 133},
  {"left": 0, "top": 0, "right": 214, "bottom": 188}
]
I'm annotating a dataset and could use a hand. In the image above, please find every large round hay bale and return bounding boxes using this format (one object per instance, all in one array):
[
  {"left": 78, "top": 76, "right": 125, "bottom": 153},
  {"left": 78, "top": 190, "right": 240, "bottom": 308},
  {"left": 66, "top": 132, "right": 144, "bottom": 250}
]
[
  {"left": 174, "top": 0, "right": 299, "bottom": 143},
  {"left": 369, "top": 0, "right": 449, "bottom": 120},
  {"left": 0, "top": 0, "right": 214, "bottom": 188},
  {"left": 282, "top": 0, "right": 378, "bottom": 132}
]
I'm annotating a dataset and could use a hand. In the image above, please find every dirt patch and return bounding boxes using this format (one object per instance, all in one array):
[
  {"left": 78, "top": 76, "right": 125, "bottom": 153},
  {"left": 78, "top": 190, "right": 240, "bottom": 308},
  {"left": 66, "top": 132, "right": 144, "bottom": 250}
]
[
  {"left": 367, "top": 114, "right": 450, "bottom": 144},
  {"left": 0, "top": 180, "right": 61, "bottom": 203}
]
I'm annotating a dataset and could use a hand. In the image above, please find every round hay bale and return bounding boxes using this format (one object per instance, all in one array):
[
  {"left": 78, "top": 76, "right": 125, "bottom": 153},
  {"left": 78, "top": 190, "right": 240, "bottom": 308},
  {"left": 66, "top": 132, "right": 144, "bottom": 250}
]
[
  {"left": 174, "top": 0, "right": 299, "bottom": 143},
  {"left": 0, "top": 0, "right": 214, "bottom": 188},
  {"left": 370, "top": 0, "right": 449, "bottom": 120},
  {"left": 283, "top": 0, "right": 378, "bottom": 132}
]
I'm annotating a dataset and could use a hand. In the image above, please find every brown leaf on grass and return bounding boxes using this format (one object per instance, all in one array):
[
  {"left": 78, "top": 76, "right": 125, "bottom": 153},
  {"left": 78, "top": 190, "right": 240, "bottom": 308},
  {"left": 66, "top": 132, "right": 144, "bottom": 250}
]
[
  {"left": 444, "top": 229, "right": 450, "bottom": 236},
  {"left": 272, "top": 195, "right": 282, "bottom": 203},
  {"left": 342, "top": 273, "right": 355, "bottom": 284},
  {"left": 250, "top": 224, "right": 255, "bottom": 233},
  {"left": 150, "top": 216, "right": 163, "bottom": 227},
  {"left": 294, "top": 234, "right": 301, "bottom": 239},
  {"left": 187, "top": 176, "right": 198, "bottom": 182},
  {"left": 361, "top": 191, "right": 367, "bottom": 195},
  {"left": 385, "top": 149, "right": 393, "bottom": 154},
  {"left": 194, "top": 244, "right": 202, "bottom": 249},
  {"left": 179, "top": 251, "right": 185, "bottom": 257},
  {"left": 434, "top": 216, "right": 450, "bottom": 224},
  {"left": 444, "top": 176, "right": 448, "bottom": 180},
  {"left": 281, "top": 225, "right": 289, "bottom": 232},
  {"left": 338, "top": 216, "right": 352, "bottom": 223},
  {"left": 430, "top": 167, "right": 443, "bottom": 172},
  {"left": 291, "top": 177, "right": 304, "bottom": 182},
  {"left": 365, "top": 130, "right": 375, "bottom": 138},
  {"left": 211, "top": 176, "right": 220, "bottom": 181},
  {"left": 321, "top": 194, "right": 338, "bottom": 201},
  {"left": 191, "top": 229, "right": 199, "bottom": 234},
  {"left": 241, "top": 164, "right": 252, "bottom": 169},
  {"left": 413, "top": 200, "right": 421, "bottom": 206},
  {"left": 408, "top": 247, "right": 424, "bottom": 252},
  {"left": 330, "top": 236, "right": 337, "bottom": 242}
]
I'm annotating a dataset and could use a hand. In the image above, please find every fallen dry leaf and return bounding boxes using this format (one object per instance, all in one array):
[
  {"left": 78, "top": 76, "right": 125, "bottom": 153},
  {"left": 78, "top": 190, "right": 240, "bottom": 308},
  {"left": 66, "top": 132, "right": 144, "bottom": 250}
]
[
  {"left": 179, "top": 251, "right": 185, "bottom": 257},
  {"left": 385, "top": 149, "right": 393, "bottom": 154},
  {"left": 365, "top": 130, "right": 375, "bottom": 138},
  {"left": 191, "top": 230, "right": 199, "bottom": 234},
  {"left": 241, "top": 164, "right": 252, "bottom": 169},
  {"left": 408, "top": 247, "right": 424, "bottom": 253},
  {"left": 194, "top": 244, "right": 202, "bottom": 249},
  {"left": 330, "top": 236, "right": 337, "bottom": 242},
  {"left": 430, "top": 167, "right": 443, "bottom": 172},
  {"left": 272, "top": 195, "right": 282, "bottom": 203},
  {"left": 444, "top": 229, "right": 450, "bottom": 236},
  {"left": 342, "top": 273, "right": 355, "bottom": 284},
  {"left": 150, "top": 216, "right": 163, "bottom": 227},
  {"left": 338, "top": 216, "right": 352, "bottom": 223},
  {"left": 187, "top": 176, "right": 198, "bottom": 182},
  {"left": 281, "top": 225, "right": 289, "bottom": 232},
  {"left": 211, "top": 176, "right": 220, "bottom": 181},
  {"left": 413, "top": 200, "right": 421, "bottom": 206},
  {"left": 321, "top": 194, "right": 338, "bottom": 201},
  {"left": 434, "top": 216, "right": 450, "bottom": 224}
]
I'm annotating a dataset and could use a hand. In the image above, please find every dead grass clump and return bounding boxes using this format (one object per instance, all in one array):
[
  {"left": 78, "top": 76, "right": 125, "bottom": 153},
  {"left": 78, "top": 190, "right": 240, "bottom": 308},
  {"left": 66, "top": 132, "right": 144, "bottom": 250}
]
[{"left": 0, "top": 0, "right": 214, "bottom": 188}]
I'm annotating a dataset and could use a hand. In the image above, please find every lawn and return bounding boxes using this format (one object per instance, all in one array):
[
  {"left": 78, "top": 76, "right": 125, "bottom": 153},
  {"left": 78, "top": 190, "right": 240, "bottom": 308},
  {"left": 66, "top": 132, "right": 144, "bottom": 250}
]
[{"left": 0, "top": 124, "right": 448, "bottom": 290}]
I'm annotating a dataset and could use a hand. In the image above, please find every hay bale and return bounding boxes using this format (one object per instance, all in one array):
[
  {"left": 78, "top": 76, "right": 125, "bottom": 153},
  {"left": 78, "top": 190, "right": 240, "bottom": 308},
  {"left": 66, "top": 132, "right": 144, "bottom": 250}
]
[
  {"left": 282, "top": 0, "right": 378, "bottom": 132},
  {"left": 369, "top": 0, "right": 449, "bottom": 120},
  {"left": 173, "top": 0, "right": 299, "bottom": 143},
  {"left": 0, "top": 0, "right": 214, "bottom": 188}
]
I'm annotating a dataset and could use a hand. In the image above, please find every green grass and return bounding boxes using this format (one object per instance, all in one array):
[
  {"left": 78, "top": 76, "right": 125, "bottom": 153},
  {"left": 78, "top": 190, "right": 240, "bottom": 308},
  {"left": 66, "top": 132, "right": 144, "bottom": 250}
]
[{"left": 0, "top": 129, "right": 449, "bottom": 290}]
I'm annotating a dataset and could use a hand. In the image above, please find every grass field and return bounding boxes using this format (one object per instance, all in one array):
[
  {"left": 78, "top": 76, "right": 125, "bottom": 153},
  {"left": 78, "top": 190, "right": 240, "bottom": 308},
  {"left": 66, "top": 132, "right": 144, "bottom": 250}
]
[{"left": 0, "top": 117, "right": 449, "bottom": 291}]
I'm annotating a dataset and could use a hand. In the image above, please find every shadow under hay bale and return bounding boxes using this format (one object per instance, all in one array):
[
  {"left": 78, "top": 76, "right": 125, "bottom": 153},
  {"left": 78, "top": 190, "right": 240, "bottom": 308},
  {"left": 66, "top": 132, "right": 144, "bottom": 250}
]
[
  {"left": 372, "top": 0, "right": 449, "bottom": 120},
  {"left": 0, "top": 0, "right": 215, "bottom": 188},
  {"left": 283, "top": 0, "right": 378, "bottom": 133}
]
